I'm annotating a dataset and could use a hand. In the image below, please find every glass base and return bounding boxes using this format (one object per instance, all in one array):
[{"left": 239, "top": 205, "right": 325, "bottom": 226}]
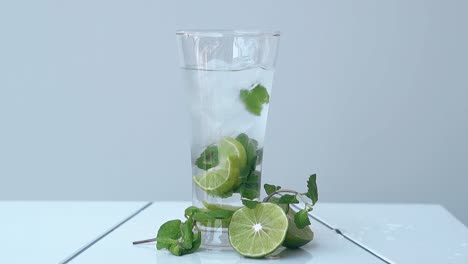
[{"left": 199, "top": 226, "right": 232, "bottom": 250}]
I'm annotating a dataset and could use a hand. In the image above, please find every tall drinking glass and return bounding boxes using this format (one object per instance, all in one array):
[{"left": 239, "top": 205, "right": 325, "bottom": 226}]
[{"left": 176, "top": 30, "right": 280, "bottom": 249}]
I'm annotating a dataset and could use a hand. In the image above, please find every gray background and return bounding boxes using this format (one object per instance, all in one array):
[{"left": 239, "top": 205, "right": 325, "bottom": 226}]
[{"left": 1, "top": 1, "right": 467, "bottom": 225}]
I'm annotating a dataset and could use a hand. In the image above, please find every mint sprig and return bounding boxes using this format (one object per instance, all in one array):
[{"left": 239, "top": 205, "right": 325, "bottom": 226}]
[
  {"left": 155, "top": 216, "right": 201, "bottom": 256},
  {"left": 135, "top": 170, "right": 319, "bottom": 257},
  {"left": 151, "top": 206, "right": 232, "bottom": 256},
  {"left": 263, "top": 174, "right": 319, "bottom": 229}
]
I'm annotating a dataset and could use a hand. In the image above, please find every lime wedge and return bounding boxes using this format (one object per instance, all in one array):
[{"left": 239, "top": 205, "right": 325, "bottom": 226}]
[
  {"left": 193, "top": 137, "right": 247, "bottom": 196},
  {"left": 218, "top": 137, "right": 247, "bottom": 168},
  {"left": 228, "top": 203, "right": 288, "bottom": 258},
  {"left": 283, "top": 207, "right": 314, "bottom": 248},
  {"left": 193, "top": 156, "right": 240, "bottom": 196}
]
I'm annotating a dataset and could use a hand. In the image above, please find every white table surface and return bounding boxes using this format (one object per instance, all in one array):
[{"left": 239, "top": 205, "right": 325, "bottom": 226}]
[
  {"left": 71, "top": 202, "right": 379, "bottom": 263},
  {"left": 3, "top": 202, "right": 467, "bottom": 264},
  {"left": 313, "top": 203, "right": 468, "bottom": 264},
  {"left": 0, "top": 201, "right": 149, "bottom": 264}
]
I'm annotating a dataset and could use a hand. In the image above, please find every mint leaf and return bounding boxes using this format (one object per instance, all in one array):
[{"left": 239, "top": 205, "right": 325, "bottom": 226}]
[
  {"left": 294, "top": 209, "right": 311, "bottom": 229},
  {"left": 240, "top": 84, "right": 270, "bottom": 116},
  {"left": 182, "top": 229, "right": 201, "bottom": 254},
  {"left": 242, "top": 198, "right": 260, "bottom": 209},
  {"left": 305, "top": 174, "right": 318, "bottom": 205},
  {"left": 238, "top": 170, "right": 260, "bottom": 200},
  {"left": 168, "top": 243, "right": 183, "bottom": 256},
  {"left": 156, "top": 219, "right": 182, "bottom": 250},
  {"left": 238, "top": 184, "right": 259, "bottom": 200},
  {"left": 180, "top": 218, "right": 194, "bottom": 249},
  {"left": 192, "top": 209, "right": 233, "bottom": 222},
  {"left": 236, "top": 133, "right": 258, "bottom": 172},
  {"left": 256, "top": 148, "right": 263, "bottom": 165},
  {"left": 236, "top": 134, "right": 258, "bottom": 159},
  {"left": 196, "top": 145, "right": 219, "bottom": 170},
  {"left": 277, "top": 194, "right": 300, "bottom": 204},
  {"left": 234, "top": 133, "right": 261, "bottom": 200},
  {"left": 264, "top": 184, "right": 281, "bottom": 195},
  {"left": 184, "top": 206, "right": 200, "bottom": 218}
]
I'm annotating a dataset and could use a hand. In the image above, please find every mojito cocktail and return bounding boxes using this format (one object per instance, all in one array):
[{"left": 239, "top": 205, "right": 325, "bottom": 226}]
[{"left": 177, "top": 30, "right": 280, "bottom": 248}]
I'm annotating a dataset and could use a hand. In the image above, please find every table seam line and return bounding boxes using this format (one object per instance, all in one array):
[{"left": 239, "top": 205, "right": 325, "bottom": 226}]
[
  {"left": 291, "top": 204, "right": 394, "bottom": 264},
  {"left": 59, "top": 202, "right": 153, "bottom": 264}
]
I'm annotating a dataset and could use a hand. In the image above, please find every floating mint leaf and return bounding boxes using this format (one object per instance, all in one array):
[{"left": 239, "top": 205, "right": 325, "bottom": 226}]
[
  {"left": 196, "top": 145, "right": 219, "bottom": 170},
  {"left": 277, "top": 194, "right": 300, "bottom": 204},
  {"left": 306, "top": 174, "right": 318, "bottom": 205},
  {"left": 240, "top": 84, "right": 270, "bottom": 116},
  {"left": 294, "top": 209, "right": 311, "bottom": 229},
  {"left": 156, "top": 219, "right": 182, "bottom": 250},
  {"left": 264, "top": 184, "right": 281, "bottom": 195},
  {"left": 242, "top": 198, "right": 260, "bottom": 209}
]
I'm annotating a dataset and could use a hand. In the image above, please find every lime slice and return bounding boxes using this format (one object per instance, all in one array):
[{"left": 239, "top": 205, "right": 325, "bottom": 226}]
[
  {"left": 228, "top": 203, "right": 288, "bottom": 258},
  {"left": 193, "top": 156, "right": 240, "bottom": 196},
  {"left": 218, "top": 137, "right": 247, "bottom": 168},
  {"left": 283, "top": 207, "right": 314, "bottom": 248}
]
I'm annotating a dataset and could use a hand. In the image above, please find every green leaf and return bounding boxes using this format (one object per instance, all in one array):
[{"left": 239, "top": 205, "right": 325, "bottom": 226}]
[
  {"left": 195, "top": 145, "right": 219, "bottom": 170},
  {"left": 168, "top": 243, "right": 183, "bottom": 256},
  {"left": 182, "top": 229, "right": 201, "bottom": 254},
  {"left": 277, "top": 194, "right": 300, "bottom": 204},
  {"left": 156, "top": 219, "right": 182, "bottom": 250},
  {"left": 234, "top": 133, "right": 261, "bottom": 200},
  {"left": 242, "top": 199, "right": 260, "bottom": 209},
  {"left": 306, "top": 174, "right": 318, "bottom": 205},
  {"left": 264, "top": 184, "right": 281, "bottom": 195},
  {"left": 184, "top": 206, "right": 200, "bottom": 218},
  {"left": 192, "top": 209, "right": 233, "bottom": 222},
  {"left": 294, "top": 209, "right": 311, "bottom": 229},
  {"left": 235, "top": 133, "right": 258, "bottom": 168},
  {"left": 239, "top": 170, "right": 260, "bottom": 199},
  {"left": 256, "top": 148, "right": 263, "bottom": 165},
  {"left": 180, "top": 218, "right": 194, "bottom": 249},
  {"left": 239, "top": 184, "right": 259, "bottom": 200},
  {"left": 240, "top": 84, "right": 270, "bottom": 116}
]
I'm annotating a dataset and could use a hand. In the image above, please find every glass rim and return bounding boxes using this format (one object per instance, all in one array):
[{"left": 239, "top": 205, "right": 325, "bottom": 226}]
[{"left": 176, "top": 29, "right": 280, "bottom": 37}]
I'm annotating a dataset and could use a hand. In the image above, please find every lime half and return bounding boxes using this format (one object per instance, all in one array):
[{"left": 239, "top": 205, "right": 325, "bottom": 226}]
[
  {"left": 228, "top": 203, "right": 288, "bottom": 258},
  {"left": 283, "top": 207, "right": 314, "bottom": 248}
]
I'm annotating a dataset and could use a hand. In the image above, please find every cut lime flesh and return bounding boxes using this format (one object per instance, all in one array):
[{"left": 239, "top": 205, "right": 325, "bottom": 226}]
[{"left": 228, "top": 203, "right": 288, "bottom": 258}]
